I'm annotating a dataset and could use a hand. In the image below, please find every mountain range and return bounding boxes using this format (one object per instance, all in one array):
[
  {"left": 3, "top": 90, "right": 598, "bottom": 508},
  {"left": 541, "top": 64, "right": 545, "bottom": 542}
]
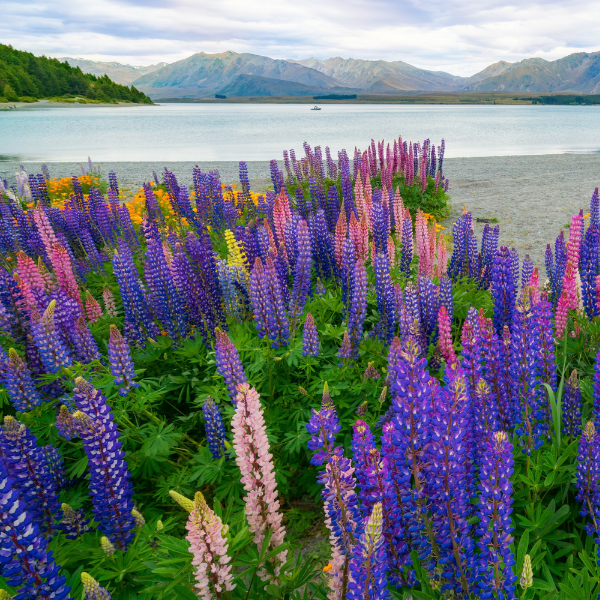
[{"left": 64, "top": 50, "right": 600, "bottom": 99}]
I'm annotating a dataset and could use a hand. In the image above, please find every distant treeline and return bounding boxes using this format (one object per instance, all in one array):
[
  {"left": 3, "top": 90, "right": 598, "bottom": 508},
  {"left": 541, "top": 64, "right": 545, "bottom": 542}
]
[
  {"left": 313, "top": 94, "right": 357, "bottom": 100},
  {"left": 0, "top": 44, "right": 152, "bottom": 103},
  {"left": 517, "top": 95, "right": 600, "bottom": 105}
]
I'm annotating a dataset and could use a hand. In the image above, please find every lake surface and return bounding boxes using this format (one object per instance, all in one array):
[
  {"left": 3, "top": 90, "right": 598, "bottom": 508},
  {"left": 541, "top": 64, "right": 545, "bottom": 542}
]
[{"left": 1, "top": 103, "right": 600, "bottom": 163}]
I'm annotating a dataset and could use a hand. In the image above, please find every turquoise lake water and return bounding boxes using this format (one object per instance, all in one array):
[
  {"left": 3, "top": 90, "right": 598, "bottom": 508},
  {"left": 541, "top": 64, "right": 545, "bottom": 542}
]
[{"left": 1, "top": 103, "right": 600, "bottom": 162}]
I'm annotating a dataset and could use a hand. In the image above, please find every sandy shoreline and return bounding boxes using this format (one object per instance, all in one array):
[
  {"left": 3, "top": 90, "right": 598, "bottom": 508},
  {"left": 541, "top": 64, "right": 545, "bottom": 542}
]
[
  {"left": 0, "top": 99, "right": 149, "bottom": 110},
  {"left": 2, "top": 154, "right": 599, "bottom": 267}
]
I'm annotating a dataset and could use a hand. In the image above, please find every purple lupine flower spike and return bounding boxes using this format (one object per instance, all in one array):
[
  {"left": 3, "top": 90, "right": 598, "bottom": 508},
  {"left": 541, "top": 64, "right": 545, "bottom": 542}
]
[
  {"left": 475, "top": 431, "right": 517, "bottom": 600},
  {"left": 31, "top": 300, "right": 72, "bottom": 373},
  {"left": 108, "top": 324, "right": 139, "bottom": 396},
  {"left": 563, "top": 370, "right": 582, "bottom": 438},
  {"left": 72, "top": 377, "right": 136, "bottom": 550},
  {"left": 0, "top": 416, "right": 61, "bottom": 536},
  {"left": 2, "top": 348, "right": 43, "bottom": 411},
  {"left": 337, "top": 331, "right": 353, "bottom": 365},
  {"left": 82, "top": 572, "right": 113, "bottom": 600},
  {"left": 201, "top": 396, "right": 227, "bottom": 459},
  {"left": 0, "top": 456, "right": 71, "bottom": 599},
  {"left": 348, "top": 259, "right": 368, "bottom": 358},
  {"left": 289, "top": 219, "right": 312, "bottom": 325},
  {"left": 575, "top": 422, "right": 600, "bottom": 541},
  {"left": 215, "top": 329, "right": 247, "bottom": 402},
  {"left": 302, "top": 312, "right": 319, "bottom": 357},
  {"left": 59, "top": 503, "right": 91, "bottom": 539}
]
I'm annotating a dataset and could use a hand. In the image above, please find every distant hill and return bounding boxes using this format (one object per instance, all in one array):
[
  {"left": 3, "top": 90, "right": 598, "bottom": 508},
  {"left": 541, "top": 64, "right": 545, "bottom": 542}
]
[
  {"left": 61, "top": 57, "right": 166, "bottom": 85},
  {"left": 215, "top": 73, "right": 355, "bottom": 97},
  {"left": 293, "top": 57, "right": 464, "bottom": 91},
  {"left": 464, "top": 52, "right": 600, "bottom": 93},
  {"left": 133, "top": 51, "right": 346, "bottom": 98},
  {"left": 0, "top": 44, "right": 152, "bottom": 103}
]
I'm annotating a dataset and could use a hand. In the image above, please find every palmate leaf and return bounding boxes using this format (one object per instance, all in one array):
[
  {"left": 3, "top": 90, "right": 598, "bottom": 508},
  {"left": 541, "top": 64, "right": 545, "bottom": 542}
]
[{"left": 140, "top": 422, "right": 182, "bottom": 458}]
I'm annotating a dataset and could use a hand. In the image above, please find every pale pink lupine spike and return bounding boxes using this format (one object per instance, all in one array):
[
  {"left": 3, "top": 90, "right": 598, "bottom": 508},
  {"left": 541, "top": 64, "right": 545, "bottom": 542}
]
[
  {"left": 186, "top": 491, "right": 235, "bottom": 600},
  {"left": 387, "top": 236, "right": 396, "bottom": 269},
  {"left": 436, "top": 236, "right": 448, "bottom": 278},
  {"left": 51, "top": 243, "right": 82, "bottom": 309},
  {"left": 359, "top": 213, "right": 369, "bottom": 260},
  {"left": 567, "top": 213, "right": 583, "bottom": 266},
  {"left": 85, "top": 291, "right": 103, "bottom": 323},
  {"left": 33, "top": 204, "right": 59, "bottom": 257},
  {"left": 13, "top": 273, "right": 36, "bottom": 312},
  {"left": 353, "top": 173, "right": 364, "bottom": 220},
  {"left": 103, "top": 287, "right": 118, "bottom": 317},
  {"left": 334, "top": 212, "right": 347, "bottom": 266},
  {"left": 272, "top": 194, "right": 289, "bottom": 264},
  {"left": 555, "top": 293, "right": 569, "bottom": 340},
  {"left": 232, "top": 384, "right": 287, "bottom": 580},
  {"left": 162, "top": 241, "right": 173, "bottom": 269},
  {"left": 393, "top": 188, "right": 404, "bottom": 237},
  {"left": 438, "top": 305, "right": 456, "bottom": 365},
  {"left": 348, "top": 213, "right": 361, "bottom": 262}
]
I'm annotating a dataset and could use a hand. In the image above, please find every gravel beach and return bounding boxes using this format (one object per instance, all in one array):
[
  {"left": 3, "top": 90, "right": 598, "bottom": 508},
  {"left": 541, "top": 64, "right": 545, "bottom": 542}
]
[{"left": 2, "top": 154, "right": 599, "bottom": 267}]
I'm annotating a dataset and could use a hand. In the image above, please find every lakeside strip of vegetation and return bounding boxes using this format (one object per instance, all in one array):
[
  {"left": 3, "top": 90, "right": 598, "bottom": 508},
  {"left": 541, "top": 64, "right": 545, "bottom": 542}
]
[{"left": 0, "top": 44, "right": 152, "bottom": 104}]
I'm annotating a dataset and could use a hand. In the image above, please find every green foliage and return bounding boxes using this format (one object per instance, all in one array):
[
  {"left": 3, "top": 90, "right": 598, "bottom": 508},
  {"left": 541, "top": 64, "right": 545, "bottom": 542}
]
[{"left": 0, "top": 44, "right": 152, "bottom": 103}]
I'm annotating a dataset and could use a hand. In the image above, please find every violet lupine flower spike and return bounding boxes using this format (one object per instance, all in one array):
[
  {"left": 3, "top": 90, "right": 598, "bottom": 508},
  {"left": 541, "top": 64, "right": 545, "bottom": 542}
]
[
  {"left": 0, "top": 456, "right": 71, "bottom": 599},
  {"left": 31, "top": 300, "right": 72, "bottom": 374},
  {"left": 0, "top": 416, "right": 61, "bottom": 536},
  {"left": 563, "top": 370, "right": 582, "bottom": 438},
  {"left": 201, "top": 397, "right": 227, "bottom": 459},
  {"left": 302, "top": 312, "right": 320, "bottom": 357},
  {"left": 347, "top": 503, "right": 389, "bottom": 600},
  {"left": 232, "top": 384, "right": 287, "bottom": 580},
  {"left": 575, "top": 422, "right": 600, "bottom": 538},
  {"left": 348, "top": 259, "right": 368, "bottom": 359},
  {"left": 72, "top": 378, "right": 136, "bottom": 550},
  {"left": 60, "top": 503, "right": 91, "bottom": 539},
  {"left": 81, "top": 572, "right": 113, "bottom": 599},
  {"left": 108, "top": 324, "right": 139, "bottom": 397},
  {"left": 2, "top": 348, "right": 43, "bottom": 411},
  {"left": 214, "top": 329, "right": 247, "bottom": 403},
  {"left": 475, "top": 431, "right": 517, "bottom": 600}
]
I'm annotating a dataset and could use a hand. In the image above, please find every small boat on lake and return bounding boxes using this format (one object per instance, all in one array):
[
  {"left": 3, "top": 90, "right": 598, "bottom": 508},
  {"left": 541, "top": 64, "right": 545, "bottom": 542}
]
[{"left": 311, "top": 106, "right": 321, "bottom": 110}]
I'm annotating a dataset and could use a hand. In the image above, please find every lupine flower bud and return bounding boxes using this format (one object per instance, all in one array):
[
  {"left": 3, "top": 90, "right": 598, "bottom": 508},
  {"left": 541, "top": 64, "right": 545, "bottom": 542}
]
[
  {"left": 338, "top": 331, "right": 353, "bottom": 364},
  {"left": 132, "top": 508, "right": 145, "bottom": 528},
  {"left": 170, "top": 490, "right": 195, "bottom": 512},
  {"left": 56, "top": 405, "right": 77, "bottom": 440},
  {"left": 108, "top": 324, "right": 139, "bottom": 396},
  {"left": 520, "top": 555, "right": 533, "bottom": 590},
  {"left": 82, "top": 572, "right": 113, "bottom": 600},
  {"left": 302, "top": 312, "right": 319, "bottom": 357},
  {"left": 100, "top": 536, "right": 115, "bottom": 555},
  {"left": 103, "top": 286, "right": 118, "bottom": 317},
  {"left": 156, "top": 519, "right": 164, "bottom": 532}
]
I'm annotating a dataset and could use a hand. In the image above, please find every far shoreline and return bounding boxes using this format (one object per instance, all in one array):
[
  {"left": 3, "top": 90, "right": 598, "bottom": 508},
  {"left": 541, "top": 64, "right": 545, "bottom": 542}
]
[{"left": 0, "top": 99, "right": 154, "bottom": 110}]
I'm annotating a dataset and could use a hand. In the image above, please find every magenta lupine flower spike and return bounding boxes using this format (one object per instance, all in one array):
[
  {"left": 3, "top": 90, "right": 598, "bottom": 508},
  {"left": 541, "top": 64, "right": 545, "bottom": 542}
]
[
  {"left": 302, "top": 312, "right": 319, "bottom": 357},
  {"left": 31, "top": 300, "right": 72, "bottom": 374},
  {"left": 108, "top": 324, "right": 139, "bottom": 397},
  {"left": 215, "top": 329, "right": 247, "bottom": 403},
  {"left": 437, "top": 305, "right": 456, "bottom": 365},
  {"left": 85, "top": 291, "right": 103, "bottom": 323},
  {"left": 82, "top": 572, "right": 113, "bottom": 599},
  {"left": 184, "top": 491, "right": 235, "bottom": 599},
  {"left": 475, "top": 431, "right": 516, "bottom": 600},
  {"left": 232, "top": 384, "right": 287, "bottom": 579},
  {"left": 2, "top": 348, "right": 43, "bottom": 411},
  {"left": 363, "top": 362, "right": 380, "bottom": 380}
]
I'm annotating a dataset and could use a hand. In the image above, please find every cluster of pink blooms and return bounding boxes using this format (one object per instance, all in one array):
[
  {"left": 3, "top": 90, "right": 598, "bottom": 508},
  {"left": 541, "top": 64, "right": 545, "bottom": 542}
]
[{"left": 231, "top": 383, "right": 288, "bottom": 578}]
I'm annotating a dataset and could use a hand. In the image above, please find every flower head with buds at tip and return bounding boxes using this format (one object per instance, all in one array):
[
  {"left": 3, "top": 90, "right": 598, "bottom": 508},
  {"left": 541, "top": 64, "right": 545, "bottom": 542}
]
[
  {"left": 100, "top": 536, "right": 115, "bottom": 556},
  {"left": 59, "top": 503, "right": 91, "bottom": 539},
  {"left": 520, "top": 555, "right": 533, "bottom": 591},
  {"left": 82, "top": 571, "right": 113, "bottom": 599}
]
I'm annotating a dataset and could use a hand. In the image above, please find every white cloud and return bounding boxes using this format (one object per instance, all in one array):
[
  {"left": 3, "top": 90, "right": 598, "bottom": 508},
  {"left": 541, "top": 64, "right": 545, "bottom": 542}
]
[{"left": 1, "top": 0, "right": 600, "bottom": 75}]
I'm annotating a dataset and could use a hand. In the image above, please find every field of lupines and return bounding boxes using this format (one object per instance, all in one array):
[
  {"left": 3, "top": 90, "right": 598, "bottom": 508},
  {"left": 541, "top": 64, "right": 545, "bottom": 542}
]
[{"left": 0, "top": 136, "right": 599, "bottom": 600}]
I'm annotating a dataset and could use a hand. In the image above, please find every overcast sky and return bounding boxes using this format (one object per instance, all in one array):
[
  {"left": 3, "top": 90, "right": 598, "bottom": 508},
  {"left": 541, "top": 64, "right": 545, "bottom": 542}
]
[{"left": 2, "top": 0, "right": 600, "bottom": 75}]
